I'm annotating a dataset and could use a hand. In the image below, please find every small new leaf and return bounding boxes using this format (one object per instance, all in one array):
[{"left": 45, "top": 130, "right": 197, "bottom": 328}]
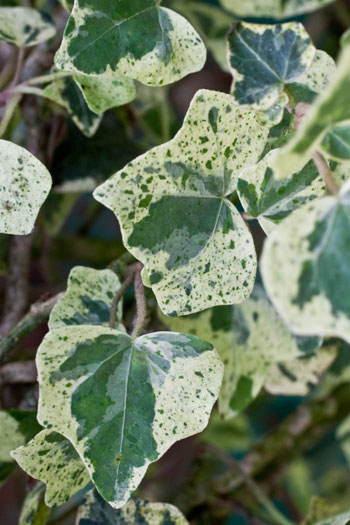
[
  {"left": 261, "top": 181, "right": 350, "bottom": 343},
  {"left": 0, "top": 140, "right": 52, "bottom": 235},
  {"left": 37, "top": 327, "right": 223, "bottom": 508},
  {"left": 55, "top": 1, "right": 206, "bottom": 87},
  {"left": 77, "top": 489, "right": 189, "bottom": 524},
  {"left": 94, "top": 90, "right": 271, "bottom": 316},
  {"left": 0, "top": 7, "right": 56, "bottom": 47}
]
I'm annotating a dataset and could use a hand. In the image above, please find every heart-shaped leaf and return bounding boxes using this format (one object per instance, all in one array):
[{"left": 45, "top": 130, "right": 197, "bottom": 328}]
[
  {"left": 227, "top": 22, "right": 315, "bottom": 111},
  {"left": 220, "top": 0, "right": 334, "bottom": 19},
  {"left": 94, "top": 90, "right": 272, "bottom": 316},
  {"left": 0, "top": 7, "right": 56, "bottom": 47},
  {"left": 37, "top": 327, "right": 223, "bottom": 508},
  {"left": 55, "top": 1, "right": 206, "bottom": 87},
  {"left": 12, "top": 430, "right": 90, "bottom": 507},
  {"left": 261, "top": 181, "right": 350, "bottom": 343},
  {"left": 0, "top": 140, "right": 52, "bottom": 235},
  {"left": 77, "top": 489, "right": 189, "bottom": 524}
]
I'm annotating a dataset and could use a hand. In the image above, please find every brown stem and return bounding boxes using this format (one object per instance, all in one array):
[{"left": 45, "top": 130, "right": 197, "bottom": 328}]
[
  {"left": 109, "top": 266, "right": 137, "bottom": 329},
  {"left": 0, "top": 361, "right": 36, "bottom": 385},
  {"left": 131, "top": 263, "right": 147, "bottom": 339},
  {"left": 10, "top": 47, "right": 25, "bottom": 88},
  {"left": 312, "top": 151, "right": 340, "bottom": 196}
]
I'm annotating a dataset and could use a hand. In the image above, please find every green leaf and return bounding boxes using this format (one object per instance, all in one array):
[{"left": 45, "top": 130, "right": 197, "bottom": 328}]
[
  {"left": 237, "top": 150, "right": 326, "bottom": 235},
  {"left": 159, "top": 286, "right": 322, "bottom": 419},
  {"left": 37, "top": 327, "right": 223, "bottom": 508},
  {"left": 11, "top": 429, "right": 90, "bottom": 507},
  {"left": 227, "top": 22, "right": 315, "bottom": 110},
  {"left": 321, "top": 124, "right": 350, "bottom": 161},
  {"left": 43, "top": 76, "right": 102, "bottom": 138},
  {"left": 219, "top": 0, "right": 335, "bottom": 19},
  {"left": 49, "top": 266, "right": 124, "bottom": 331},
  {"left": 261, "top": 181, "right": 350, "bottom": 343},
  {"left": 55, "top": 1, "right": 206, "bottom": 87},
  {"left": 0, "top": 409, "right": 41, "bottom": 462},
  {"left": 0, "top": 140, "right": 52, "bottom": 235},
  {"left": 94, "top": 90, "right": 271, "bottom": 316},
  {"left": 74, "top": 73, "right": 136, "bottom": 115},
  {"left": 274, "top": 41, "right": 350, "bottom": 178},
  {"left": 76, "top": 488, "right": 189, "bottom": 524},
  {"left": 0, "top": 7, "right": 56, "bottom": 47},
  {"left": 19, "top": 483, "right": 50, "bottom": 525}
]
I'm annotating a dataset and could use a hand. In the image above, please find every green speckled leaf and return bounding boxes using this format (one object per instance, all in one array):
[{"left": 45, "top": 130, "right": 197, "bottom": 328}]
[
  {"left": 312, "top": 512, "right": 350, "bottom": 525},
  {"left": 77, "top": 489, "right": 188, "bottom": 524},
  {"left": 11, "top": 430, "right": 90, "bottom": 507},
  {"left": 55, "top": 1, "right": 206, "bottom": 87},
  {"left": 37, "top": 326, "right": 223, "bottom": 508},
  {"left": 19, "top": 483, "right": 50, "bottom": 525},
  {"left": 274, "top": 41, "right": 350, "bottom": 178},
  {"left": 74, "top": 74, "right": 136, "bottom": 115},
  {"left": 261, "top": 181, "right": 350, "bottom": 343},
  {"left": 219, "top": 0, "right": 334, "bottom": 19},
  {"left": 94, "top": 89, "right": 271, "bottom": 316},
  {"left": 237, "top": 150, "right": 326, "bottom": 235},
  {"left": 0, "top": 7, "right": 56, "bottom": 47},
  {"left": 228, "top": 22, "right": 315, "bottom": 110},
  {"left": 43, "top": 76, "right": 102, "bottom": 138},
  {"left": 0, "top": 140, "right": 52, "bottom": 235},
  {"left": 321, "top": 124, "right": 350, "bottom": 161},
  {"left": 49, "top": 266, "right": 124, "bottom": 331},
  {"left": 0, "top": 410, "right": 41, "bottom": 462},
  {"left": 159, "top": 286, "right": 322, "bottom": 419}
]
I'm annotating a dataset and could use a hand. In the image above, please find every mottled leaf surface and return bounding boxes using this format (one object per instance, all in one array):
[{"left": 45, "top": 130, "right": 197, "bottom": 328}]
[
  {"left": 321, "top": 124, "right": 350, "bottom": 161},
  {"left": 43, "top": 76, "right": 102, "bottom": 138},
  {"left": 0, "top": 7, "right": 55, "bottom": 46},
  {"left": 11, "top": 430, "right": 90, "bottom": 507},
  {"left": 313, "top": 512, "right": 350, "bottom": 525},
  {"left": 261, "top": 181, "right": 350, "bottom": 343},
  {"left": 18, "top": 483, "right": 50, "bottom": 525},
  {"left": 94, "top": 90, "right": 271, "bottom": 316},
  {"left": 74, "top": 74, "right": 136, "bottom": 115},
  {"left": 274, "top": 41, "right": 350, "bottom": 178},
  {"left": 219, "top": 0, "right": 334, "bottom": 19},
  {"left": 37, "top": 326, "right": 223, "bottom": 508},
  {"left": 0, "top": 410, "right": 41, "bottom": 462},
  {"left": 228, "top": 22, "right": 315, "bottom": 110},
  {"left": 55, "top": 1, "right": 206, "bottom": 87},
  {"left": 0, "top": 140, "right": 52, "bottom": 235},
  {"left": 77, "top": 489, "right": 188, "bottom": 524},
  {"left": 49, "top": 266, "right": 124, "bottom": 331}
]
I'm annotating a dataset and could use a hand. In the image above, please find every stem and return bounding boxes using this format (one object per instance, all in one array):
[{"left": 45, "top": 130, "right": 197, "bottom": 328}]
[
  {"left": 11, "top": 47, "right": 25, "bottom": 87},
  {"left": 0, "top": 361, "right": 36, "bottom": 385},
  {"left": 131, "top": 263, "right": 147, "bottom": 339},
  {"left": 14, "top": 86, "right": 46, "bottom": 98},
  {"left": 109, "top": 268, "right": 136, "bottom": 329},
  {"left": 207, "top": 444, "right": 294, "bottom": 525},
  {"left": 26, "top": 71, "right": 72, "bottom": 86},
  {"left": 0, "top": 292, "right": 63, "bottom": 363},
  {"left": 312, "top": 151, "right": 340, "bottom": 196},
  {"left": 0, "top": 94, "right": 22, "bottom": 138}
]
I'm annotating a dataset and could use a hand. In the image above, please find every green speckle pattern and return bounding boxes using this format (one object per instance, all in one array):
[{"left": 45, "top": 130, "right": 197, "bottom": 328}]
[
  {"left": 12, "top": 430, "right": 90, "bottom": 507},
  {"left": 94, "top": 90, "right": 272, "bottom": 316},
  {"left": 228, "top": 22, "right": 315, "bottom": 111},
  {"left": 37, "top": 326, "right": 223, "bottom": 508},
  {"left": 0, "top": 140, "right": 52, "bottom": 235},
  {"left": 18, "top": 483, "right": 50, "bottom": 525},
  {"left": 262, "top": 181, "right": 350, "bottom": 343},
  {"left": 49, "top": 266, "right": 124, "bottom": 331},
  {"left": 0, "top": 7, "right": 56, "bottom": 47},
  {"left": 0, "top": 409, "right": 41, "bottom": 463},
  {"left": 55, "top": 1, "right": 206, "bottom": 87},
  {"left": 77, "top": 489, "right": 189, "bottom": 524},
  {"left": 220, "top": 0, "right": 334, "bottom": 19}
]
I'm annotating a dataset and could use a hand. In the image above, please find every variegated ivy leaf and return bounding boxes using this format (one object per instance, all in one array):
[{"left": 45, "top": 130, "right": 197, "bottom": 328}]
[
  {"left": 94, "top": 89, "right": 272, "bottom": 316},
  {"left": 302, "top": 497, "right": 349, "bottom": 525},
  {"left": 261, "top": 181, "right": 350, "bottom": 343},
  {"left": 312, "top": 512, "right": 350, "bottom": 525},
  {"left": 0, "top": 7, "right": 56, "bottom": 47},
  {"left": 55, "top": 1, "right": 206, "bottom": 87},
  {"left": 274, "top": 40, "right": 350, "bottom": 178},
  {"left": 49, "top": 266, "right": 124, "bottom": 331},
  {"left": 74, "top": 74, "right": 136, "bottom": 115},
  {"left": 0, "top": 409, "right": 41, "bottom": 462},
  {"left": 237, "top": 150, "right": 326, "bottom": 235},
  {"left": 37, "top": 326, "right": 223, "bottom": 508},
  {"left": 0, "top": 140, "right": 52, "bottom": 235},
  {"left": 43, "top": 75, "right": 102, "bottom": 138},
  {"left": 159, "top": 285, "right": 322, "bottom": 419},
  {"left": 18, "top": 483, "right": 50, "bottom": 525},
  {"left": 11, "top": 430, "right": 90, "bottom": 507},
  {"left": 337, "top": 414, "right": 350, "bottom": 468},
  {"left": 321, "top": 124, "right": 350, "bottom": 161},
  {"left": 219, "top": 0, "right": 334, "bottom": 19},
  {"left": 77, "top": 489, "right": 189, "bottom": 524},
  {"left": 227, "top": 22, "right": 315, "bottom": 111}
]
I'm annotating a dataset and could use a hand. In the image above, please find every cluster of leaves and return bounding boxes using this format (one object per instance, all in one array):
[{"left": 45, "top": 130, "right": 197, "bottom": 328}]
[{"left": 1, "top": 0, "right": 350, "bottom": 524}]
